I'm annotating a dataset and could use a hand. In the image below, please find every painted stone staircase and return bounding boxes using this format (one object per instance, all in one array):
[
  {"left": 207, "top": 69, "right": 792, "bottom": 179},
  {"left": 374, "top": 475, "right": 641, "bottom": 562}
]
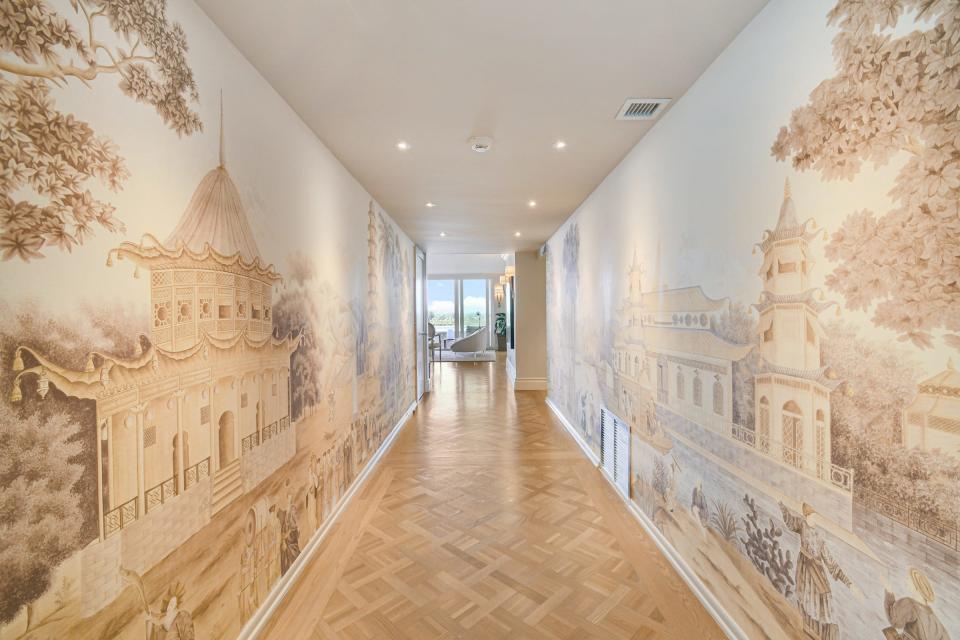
[{"left": 211, "top": 458, "right": 242, "bottom": 515}]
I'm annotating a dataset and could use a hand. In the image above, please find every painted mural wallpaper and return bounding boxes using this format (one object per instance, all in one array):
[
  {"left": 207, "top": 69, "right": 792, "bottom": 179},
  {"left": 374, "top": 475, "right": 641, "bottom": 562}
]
[
  {"left": 546, "top": 1, "right": 959, "bottom": 639},
  {"left": 0, "top": 1, "right": 416, "bottom": 638}
]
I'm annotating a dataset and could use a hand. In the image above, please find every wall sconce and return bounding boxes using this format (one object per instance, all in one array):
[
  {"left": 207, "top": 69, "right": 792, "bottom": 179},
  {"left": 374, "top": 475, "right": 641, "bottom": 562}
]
[
  {"left": 504, "top": 266, "right": 515, "bottom": 277},
  {"left": 499, "top": 275, "right": 508, "bottom": 285},
  {"left": 494, "top": 285, "right": 504, "bottom": 304}
]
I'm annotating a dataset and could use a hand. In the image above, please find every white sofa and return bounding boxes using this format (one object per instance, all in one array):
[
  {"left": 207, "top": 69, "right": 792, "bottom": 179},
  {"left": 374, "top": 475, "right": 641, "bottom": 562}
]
[{"left": 449, "top": 327, "right": 488, "bottom": 356}]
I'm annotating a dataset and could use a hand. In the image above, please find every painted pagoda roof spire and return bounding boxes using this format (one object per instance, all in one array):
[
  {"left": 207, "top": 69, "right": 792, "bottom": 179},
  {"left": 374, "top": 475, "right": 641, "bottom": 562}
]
[
  {"left": 110, "top": 92, "right": 281, "bottom": 284},
  {"left": 163, "top": 94, "right": 263, "bottom": 265},
  {"left": 754, "top": 177, "right": 818, "bottom": 254}
]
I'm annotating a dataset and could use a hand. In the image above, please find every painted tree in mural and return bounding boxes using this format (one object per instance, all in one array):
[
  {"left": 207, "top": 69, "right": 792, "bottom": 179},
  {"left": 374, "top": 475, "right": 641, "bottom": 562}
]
[
  {"left": 0, "top": 0, "right": 201, "bottom": 261},
  {"left": 0, "top": 404, "right": 84, "bottom": 625},
  {"left": 710, "top": 301, "right": 758, "bottom": 427},
  {"left": 772, "top": 0, "right": 960, "bottom": 350},
  {"left": 824, "top": 321, "right": 960, "bottom": 522},
  {"left": 0, "top": 301, "right": 135, "bottom": 625}
]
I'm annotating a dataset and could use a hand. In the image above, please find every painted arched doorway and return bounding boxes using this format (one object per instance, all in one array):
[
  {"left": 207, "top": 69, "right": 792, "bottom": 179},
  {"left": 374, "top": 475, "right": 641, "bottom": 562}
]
[{"left": 219, "top": 411, "right": 236, "bottom": 469}]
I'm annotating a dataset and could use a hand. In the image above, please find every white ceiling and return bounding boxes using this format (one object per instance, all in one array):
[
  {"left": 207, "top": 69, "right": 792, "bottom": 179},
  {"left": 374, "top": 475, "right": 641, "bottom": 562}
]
[{"left": 196, "top": 0, "right": 769, "bottom": 253}]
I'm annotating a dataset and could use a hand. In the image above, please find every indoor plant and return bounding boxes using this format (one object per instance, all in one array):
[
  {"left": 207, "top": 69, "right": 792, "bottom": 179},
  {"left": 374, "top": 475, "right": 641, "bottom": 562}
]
[{"left": 495, "top": 312, "right": 507, "bottom": 351}]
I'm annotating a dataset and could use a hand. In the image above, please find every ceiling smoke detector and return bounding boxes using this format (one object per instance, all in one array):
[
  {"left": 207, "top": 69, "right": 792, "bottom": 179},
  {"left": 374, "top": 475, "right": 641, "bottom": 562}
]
[
  {"left": 615, "top": 98, "right": 671, "bottom": 121},
  {"left": 469, "top": 136, "right": 494, "bottom": 153}
]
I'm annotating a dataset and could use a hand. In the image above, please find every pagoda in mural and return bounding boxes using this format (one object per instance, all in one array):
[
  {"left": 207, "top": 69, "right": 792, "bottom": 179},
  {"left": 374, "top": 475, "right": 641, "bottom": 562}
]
[
  {"left": 9, "top": 110, "right": 300, "bottom": 617},
  {"left": 611, "top": 251, "right": 651, "bottom": 424},
  {"left": 752, "top": 179, "right": 842, "bottom": 483},
  {"left": 903, "top": 359, "right": 960, "bottom": 460}
]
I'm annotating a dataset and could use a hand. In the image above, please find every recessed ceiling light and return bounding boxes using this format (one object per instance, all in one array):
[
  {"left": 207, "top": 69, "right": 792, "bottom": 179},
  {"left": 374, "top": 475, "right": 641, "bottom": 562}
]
[
  {"left": 554, "top": 140, "right": 567, "bottom": 149},
  {"left": 439, "top": 231, "right": 447, "bottom": 237},
  {"left": 396, "top": 141, "right": 410, "bottom": 150},
  {"left": 514, "top": 231, "right": 522, "bottom": 237},
  {"left": 528, "top": 200, "right": 537, "bottom": 208},
  {"left": 469, "top": 136, "right": 493, "bottom": 153},
  {"left": 425, "top": 201, "right": 436, "bottom": 208}
]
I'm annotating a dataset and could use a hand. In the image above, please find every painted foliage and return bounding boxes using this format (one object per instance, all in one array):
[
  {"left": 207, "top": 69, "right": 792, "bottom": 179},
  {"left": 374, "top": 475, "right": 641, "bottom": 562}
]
[
  {"left": 0, "top": 1, "right": 415, "bottom": 639},
  {"left": 546, "top": 1, "right": 959, "bottom": 639}
]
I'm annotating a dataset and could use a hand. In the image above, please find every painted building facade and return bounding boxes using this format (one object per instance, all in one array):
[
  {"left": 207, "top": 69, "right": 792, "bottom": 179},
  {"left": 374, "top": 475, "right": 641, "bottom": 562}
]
[{"left": 9, "top": 151, "right": 299, "bottom": 616}]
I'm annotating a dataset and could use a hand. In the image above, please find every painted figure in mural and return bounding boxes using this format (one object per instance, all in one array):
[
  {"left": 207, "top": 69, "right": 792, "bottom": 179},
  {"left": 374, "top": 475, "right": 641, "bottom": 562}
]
[
  {"left": 121, "top": 569, "right": 195, "bottom": 640},
  {"left": 882, "top": 568, "right": 951, "bottom": 640},
  {"left": 147, "top": 586, "right": 196, "bottom": 640},
  {"left": 323, "top": 448, "right": 335, "bottom": 518},
  {"left": 691, "top": 481, "right": 709, "bottom": 527},
  {"left": 239, "top": 539, "right": 257, "bottom": 623},
  {"left": 303, "top": 453, "right": 319, "bottom": 531},
  {"left": 779, "top": 502, "right": 862, "bottom": 640},
  {"left": 308, "top": 453, "right": 323, "bottom": 532},
  {"left": 277, "top": 480, "right": 301, "bottom": 576}
]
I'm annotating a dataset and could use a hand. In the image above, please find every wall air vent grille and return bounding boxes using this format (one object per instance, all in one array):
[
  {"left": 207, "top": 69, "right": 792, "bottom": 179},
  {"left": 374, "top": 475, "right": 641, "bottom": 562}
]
[
  {"left": 615, "top": 98, "right": 671, "bottom": 121},
  {"left": 600, "top": 407, "right": 631, "bottom": 497}
]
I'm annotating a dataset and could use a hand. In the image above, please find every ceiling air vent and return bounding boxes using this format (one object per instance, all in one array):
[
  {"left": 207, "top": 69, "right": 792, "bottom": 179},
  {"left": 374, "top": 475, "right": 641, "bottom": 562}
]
[{"left": 615, "top": 98, "right": 671, "bottom": 121}]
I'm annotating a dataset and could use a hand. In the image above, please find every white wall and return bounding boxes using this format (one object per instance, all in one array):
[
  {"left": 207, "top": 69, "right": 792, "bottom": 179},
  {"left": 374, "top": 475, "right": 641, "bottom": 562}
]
[{"left": 427, "top": 253, "right": 509, "bottom": 276}]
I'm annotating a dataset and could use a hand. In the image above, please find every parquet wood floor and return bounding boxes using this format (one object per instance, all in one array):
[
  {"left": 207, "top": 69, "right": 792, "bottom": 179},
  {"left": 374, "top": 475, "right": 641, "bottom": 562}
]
[{"left": 263, "top": 359, "right": 724, "bottom": 640}]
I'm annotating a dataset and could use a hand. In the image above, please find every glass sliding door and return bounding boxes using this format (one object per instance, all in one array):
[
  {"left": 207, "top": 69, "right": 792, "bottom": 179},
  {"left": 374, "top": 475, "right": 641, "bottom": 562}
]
[
  {"left": 427, "top": 277, "right": 493, "bottom": 351},
  {"left": 461, "top": 279, "right": 488, "bottom": 337},
  {"left": 415, "top": 249, "right": 427, "bottom": 398},
  {"left": 427, "top": 279, "right": 456, "bottom": 345}
]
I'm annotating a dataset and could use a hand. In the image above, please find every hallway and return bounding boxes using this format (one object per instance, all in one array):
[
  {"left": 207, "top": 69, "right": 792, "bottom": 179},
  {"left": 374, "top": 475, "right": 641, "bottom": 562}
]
[{"left": 265, "top": 361, "right": 723, "bottom": 639}]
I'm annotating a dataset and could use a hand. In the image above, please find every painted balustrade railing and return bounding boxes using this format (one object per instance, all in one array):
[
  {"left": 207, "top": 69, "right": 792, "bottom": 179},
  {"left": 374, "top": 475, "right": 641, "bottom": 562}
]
[
  {"left": 103, "top": 496, "right": 138, "bottom": 538},
  {"left": 727, "top": 422, "right": 853, "bottom": 492},
  {"left": 144, "top": 475, "right": 178, "bottom": 514},
  {"left": 856, "top": 486, "right": 958, "bottom": 552},
  {"left": 241, "top": 431, "right": 260, "bottom": 455},
  {"left": 241, "top": 417, "right": 290, "bottom": 456},
  {"left": 183, "top": 457, "right": 211, "bottom": 490}
]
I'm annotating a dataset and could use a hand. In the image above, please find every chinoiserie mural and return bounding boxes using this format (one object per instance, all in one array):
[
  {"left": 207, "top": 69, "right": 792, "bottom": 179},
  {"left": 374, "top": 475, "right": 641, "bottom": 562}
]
[
  {"left": 0, "top": 1, "right": 416, "bottom": 639},
  {"left": 546, "top": 1, "right": 959, "bottom": 639}
]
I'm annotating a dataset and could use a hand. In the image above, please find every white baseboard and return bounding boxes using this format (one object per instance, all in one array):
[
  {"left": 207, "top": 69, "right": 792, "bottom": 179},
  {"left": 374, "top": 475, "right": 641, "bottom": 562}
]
[
  {"left": 237, "top": 401, "right": 417, "bottom": 640},
  {"left": 513, "top": 377, "right": 547, "bottom": 391},
  {"left": 545, "top": 397, "right": 746, "bottom": 640}
]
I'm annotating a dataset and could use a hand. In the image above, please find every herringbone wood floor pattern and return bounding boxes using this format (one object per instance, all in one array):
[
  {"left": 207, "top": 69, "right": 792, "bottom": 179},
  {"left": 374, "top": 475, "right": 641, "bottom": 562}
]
[{"left": 264, "top": 359, "right": 724, "bottom": 639}]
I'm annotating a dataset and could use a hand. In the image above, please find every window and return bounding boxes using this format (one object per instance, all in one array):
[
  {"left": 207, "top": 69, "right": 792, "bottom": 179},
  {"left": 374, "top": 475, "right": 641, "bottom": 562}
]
[
  {"left": 218, "top": 304, "right": 231, "bottom": 319},
  {"left": 713, "top": 377, "right": 723, "bottom": 415},
  {"left": 427, "top": 279, "right": 456, "bottom": 339},
  {"left": 252, "top": 305, "right": 261, "bottom": 320},
  {"left": 199, "top": 298, "right": 212, "bottom": 320},
  {"left": 676, "top": 369, "right": 685, "bottom": 400},
  {"left": 461, "top": 279, "right": 488, "bottom": 336},
  {"left": 177, "top": 300, "right": 192, "bottom": 323},
  {"left": 241, "top": 392, "right": 248, "bottom": 409},
  {"left": 782, "top": 401, "right": 803, "bottom": 468},
  {"left": 236, "top": 301, "right": 246, "bottom": 318},
  {"left": 428, "top": 277, "right": 492, "bottom": 346},
  {"left": 693, "top": 373, "right": 702, "bottom": 407},
  {"left": 200, "top": 405, "right": 211, "bottom": 425},
  {"left": 154, "top": 301, "right": 171, "bottom": 327}
]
